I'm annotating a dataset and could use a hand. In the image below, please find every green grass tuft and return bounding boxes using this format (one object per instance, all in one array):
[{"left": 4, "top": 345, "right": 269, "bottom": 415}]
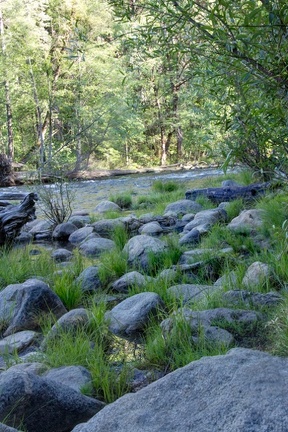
[
  {"left": 143, "top": 314, "right": 229, "bottom": 372},
  {"left": 152, "top": 180, "right": 180, "bottom": 193},
  {"left": 109, "top": 192, "right": 133, "bottom": 209}
]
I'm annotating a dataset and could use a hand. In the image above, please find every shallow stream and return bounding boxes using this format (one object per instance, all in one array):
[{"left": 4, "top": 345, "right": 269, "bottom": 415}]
[{"left": 0, "top": 167, "right": 228, "bottom": 215}]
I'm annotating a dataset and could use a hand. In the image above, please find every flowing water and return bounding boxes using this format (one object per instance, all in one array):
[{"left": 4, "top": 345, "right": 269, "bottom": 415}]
[{"left": 0, "top": 167, "right": 230, "bottom": 215}]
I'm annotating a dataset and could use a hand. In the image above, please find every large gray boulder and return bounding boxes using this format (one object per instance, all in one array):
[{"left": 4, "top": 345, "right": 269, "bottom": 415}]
[
  {"left": 105, "top": 292, "right": 163, "bottom": 340},
  {"left": 68, "top": 227, "right": 95, "bottom": 245},
  {"left": 76, "top": 266, "right": 102, "bottom": 293},
  {"left": 93, "top": 201, "right": 121, "bottom": 213},
  {"left": 79, "top": 237, "right": 116, "bottom": 257},
  {"left": 42, "top": 308, "right": 89, "bottom": 347},
  {"left": 43, "top": 365, "right": 93, "bottom": 393},
  {"left": 164, "top": 199, "right": 202, "bottom": 216},
  {"left": 51, "top": 248, "right": 73, "bottom": 263},
  {"left": 178, "top": 225, "right": 203, "bottom": 246},
  {"left": 28, "top": 220, "right": 52, "bottom": 236},
  {"left": 242, "top": 261, "right": 270, "bottom": 288},
  {"left": 227, "top": 209, "right": 264, "bottom": 232},
  {"left": 71, "top": 348, "right": 288, "bottom": 432},
  {"left": 138, "top": 222, "right": 163, "bottom": 236},
  {"left": 52, "top": 222, "right": 78, "bottom": 240},
  {"left": 167, "top": 283, "right": 221, "bottom": 305},
  {"left": 183, "top": 208, "right": 227, "bottom": 233},
  {"left": 0, "top": 369, "right": 105, "bottom": 432},
  {"left": 111, "top": 271, "right": 150, "bottom": 293},
  {"left": 3, "top": 279, "right": 67, "bottom": 337},
  {"left": 92, "top": 219, "right": 125, "bottom": 238},
  {"left": 0, "top": 283, "right": 24, "bottom": 325},
  {"left": 123, "top": 235, "right": 166, "bottom": 269},
  {"left": 68, "top": 215, "right": 91, "bottom": 228},
  {"left": 0, "top": 330, "right": 39, "bottom": 355}
]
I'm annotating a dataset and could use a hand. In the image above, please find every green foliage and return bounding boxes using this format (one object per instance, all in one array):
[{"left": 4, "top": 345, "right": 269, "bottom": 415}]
[
  {"left": 144, "top": 314, "right": 228, "bottom": 371},
  {"left": 98, "top": 249, "right": 128, "bottom": 285},
  {"left": 195, "top": 195, "right": 217, "bottom": 210},
  {"left": 111, "top": 224, "right": 130, "bottom": 251},
  {"left": 200, "top": 224, "right": 260, "bottom": 256},
  {"left": 52, "top": 273, "right": 83, "bottom": 311},
  {"left": 135, "top": 188, "right": 184, "bottom": 214},
  {"left": 43, "top": 300, "right": 130, "bottom": 402},
  {"left": 87, "top": 346, "right": 130, "bottom": 403},
  {"left": 225, "top": 199, "right": 245, "bottom": 222},
  {"left": 109, "top": 192, "right": 133, "bottom": 209},
  {"left": 0, "top": 246, "right": 55, "bottom": 289},
  {"left": 267, "top": 294, "right": 288, "bottom": 356},
  {"left": 152, "top": 180, "right": 180, "bottom": 193},
  {"left": 2, "top": 0, "right": 288, "bottom": 173},
  {"left": 143, "top": 236, "right": 183, "bottom": 277},
  {"left": 43, "top": 328, "right": 93, "bottom": 368},
  {"left": 108, "top": 0, "right": 288, "bottom": 174},
  {"left": 256, "top": 192, "right": 288, "bottom": 238}
]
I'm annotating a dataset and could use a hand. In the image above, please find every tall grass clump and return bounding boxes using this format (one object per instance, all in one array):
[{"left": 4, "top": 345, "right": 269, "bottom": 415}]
[
  {"left": 144, "top": 235, "right": 183, "bottom": 277},
  {"left": 87, "top": 302, "right": 130, "bottom": 402},
  {"left": 98, "top": 249, "right": 128, "bottom": 285},
  {"left": 267, "top": 294, "right": 288, "bottom": 356},
  {"left": 144, "top": 314, "right": 229, "bottom": 372},
  {"left": 43, "top": 328, "right": 92, "bottom": 368},
  {"left": 256, "top": 192, "right": 288, "bottom": 239},
  {"left": 111, "top": 224, "right": 129, "bottom": 251},
  {"left": 200, "top": 223, "right": 260, "bottom": 256},
  {"left": 195, "top": 195, "right": 217, "bottom": 210},
  {"left": 225, "top": 199, "right": 245, "bottom": 222},
  {"left": 43, "top": 301, "right": 129, "bottom": 402},
  {"left": 0, "top": 246, "right": 55, "bottom": 289},
  {"left": 152, "top": 180, "right": 180, "bottom": 193},
  {"left": 52, "top": 273, "right": 83, "bottom": 310},
  {"left": 109, "top": 192, "right": 133, "bottom": 209},
  {"left": 135, "top": 187, "right": 184, "bottom": 214}
]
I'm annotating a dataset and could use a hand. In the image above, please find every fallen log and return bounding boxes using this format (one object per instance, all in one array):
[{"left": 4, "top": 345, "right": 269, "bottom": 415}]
[
  {"left": 185, "top": 182, "right": 271, "bottom": 204},
  {"left": 0, "top": 193, "right": 38, "bottom": 246},
  {"left": 0, "top": 192, "right": 28, "bottom": 201}
]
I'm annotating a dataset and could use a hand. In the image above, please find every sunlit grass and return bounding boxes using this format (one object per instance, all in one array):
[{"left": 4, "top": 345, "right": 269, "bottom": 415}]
[
  {"left": 152, "top": 179, "right": 180, "bottom": 193},
  {"left": 0, "top": 246, "right": 55, "bottom": 289},
  {"left": 43, "top": 301, "right": 130, "bottom": 403},
  {"left": 98, "top": 248, "right": 128, "bottom": 285},
  {"left": 52, "top": 272, "right": 83, "bottom": 310},
  {"left": 109, "top": 192, "right": 133, "bottom": 209},
  {"left": 143, "top": 314, "right": 229, "bottom": 372}
]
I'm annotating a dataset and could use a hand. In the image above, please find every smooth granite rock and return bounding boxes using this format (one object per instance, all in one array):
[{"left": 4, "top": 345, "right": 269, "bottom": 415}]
[{"left": 71, "top": 348, "right": 288, "bottom": 432}]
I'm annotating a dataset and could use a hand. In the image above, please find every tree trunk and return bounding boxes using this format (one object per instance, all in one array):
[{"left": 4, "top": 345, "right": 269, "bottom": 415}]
[
  {"left": 177, "top": 126, "right": 183, "bottom": 159},
  {"left": 28, "top": 58, "right": 45, "bottom": 171},
  {"left": 0, "top": 9, "right": 14, "bottom": 161}
]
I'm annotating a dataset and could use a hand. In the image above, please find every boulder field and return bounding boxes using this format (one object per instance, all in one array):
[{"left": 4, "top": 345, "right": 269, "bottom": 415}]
[{"left": 0, "top": 180, "right": 286, "bottom": 431}]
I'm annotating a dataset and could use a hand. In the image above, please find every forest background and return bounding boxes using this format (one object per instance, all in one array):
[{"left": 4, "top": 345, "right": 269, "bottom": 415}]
[{"left": 0, "top": 0, "right": 287, "bottom": 179}]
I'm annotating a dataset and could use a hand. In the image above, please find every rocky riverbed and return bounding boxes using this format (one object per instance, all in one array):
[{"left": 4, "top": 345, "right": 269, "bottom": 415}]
[{"left": 0, "top": 175, "right": 287, "bottom": 432}]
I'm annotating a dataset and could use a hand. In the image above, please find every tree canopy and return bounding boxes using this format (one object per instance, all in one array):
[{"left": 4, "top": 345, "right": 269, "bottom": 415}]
[{"left": 0, "top": 0, "right": 287, "bottom": 177}]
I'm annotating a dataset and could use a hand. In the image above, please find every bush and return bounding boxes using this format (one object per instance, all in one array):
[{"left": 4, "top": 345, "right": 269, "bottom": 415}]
[{"left": 36, "top": 179, "right": 75, "bottom": 226}]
